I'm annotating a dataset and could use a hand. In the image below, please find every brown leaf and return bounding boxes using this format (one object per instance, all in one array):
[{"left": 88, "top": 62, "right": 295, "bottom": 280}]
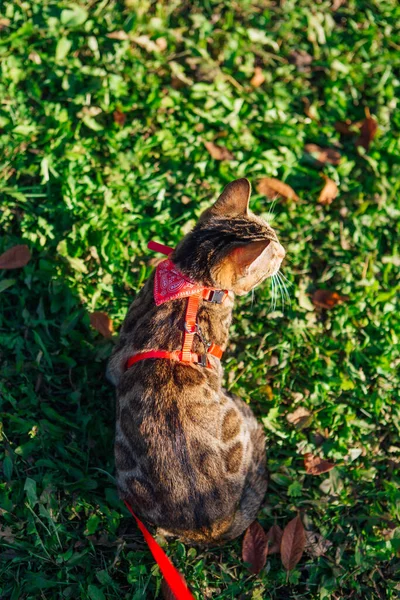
[
  {"left": 311, "top": 289, "right": 349, "bottom": 309},
  {"left": 257, "top": 177, "right": 299, "bottom": 201},
  {"left": 250, "top": 67, "right": 265, "bottom": 87},
  {"left": 29, "top": 51, "right": 42, "bottom": 65},
  {"left": 286, "top": 407, "right": 312, "bottom": 430},
  {"left": 266, "top": 524, "right": 283, "bottom": 554},
  {"left": 305, "top": 530, "right": 333, "bottom": 557},
  {"left": 289, "top": 50, "right": 313, "bottom": 69},
  {"left": 304, "top": 144, "right": 341, "bottom": 167},
  {"left": 281, "top": 515, "right": 306, "bottom": 571},
  {"left": 107, "top": 30, "right": 129, "bottom": 40},
  {"left": 161, "top": 579, "right": 178, "bottom": 600},
  {"left": 89, "top": 312, "right": 113, "bottom": 338},
  {"left": 242, "top": 521, "right": 269, "bottom": 575},
  {"left": 113, "top": 110, "right": 126, "bottom": 126},
  {"left": 204, "top": 141, "right": 234, "bottom": 161},
  {"left": 304, "top": 453, "right": 335, "bottom": 475},
  {"left": 0, "top": 245, "right": 31, "bottom": 269},
  {"left": 356, "top": 108, "right": 378, "bottom": 151},
  {"left": 318, "top": 176, "right": 338, "bottom": 205},
  {"left": 0, "top": 18, "right": 10, "bottom": 30}
]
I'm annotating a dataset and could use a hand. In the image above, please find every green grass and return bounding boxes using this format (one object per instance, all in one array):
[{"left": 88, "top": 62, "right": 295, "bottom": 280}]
[{"left": 1, "top": 0, "right": 400, "bottom": 598}]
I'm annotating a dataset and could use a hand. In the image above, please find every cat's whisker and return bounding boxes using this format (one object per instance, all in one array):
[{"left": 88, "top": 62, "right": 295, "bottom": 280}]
[
  {"left": 276, "top": 274, "right": 286, "bottom": 311},
  {"left": 269, "top": 275, "right": 276, "bottom": 312},
  {"left": 276, "top": 272, "right": 291, "bottom": 305},
  {"left": 278, "top": 271, "right": 293, "bottom": 287}
]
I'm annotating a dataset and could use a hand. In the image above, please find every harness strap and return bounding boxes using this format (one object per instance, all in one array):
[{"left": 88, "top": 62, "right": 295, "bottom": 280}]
[{"left": 124, "top": 501, "right": 195, "bottom": 600}]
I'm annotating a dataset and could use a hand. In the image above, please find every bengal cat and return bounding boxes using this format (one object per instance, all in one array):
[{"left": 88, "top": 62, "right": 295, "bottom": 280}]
[{"left": 107, "top": 178, "right": 285, "bottom": 544}]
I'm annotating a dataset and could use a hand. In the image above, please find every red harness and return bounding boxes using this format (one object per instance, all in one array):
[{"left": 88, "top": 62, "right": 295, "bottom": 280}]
[
  {"left": 123, "top": 240, "right": 229, "bottom": 599},
  {"left": 126, "top": 241, "right": 228, "bottom": 370}
]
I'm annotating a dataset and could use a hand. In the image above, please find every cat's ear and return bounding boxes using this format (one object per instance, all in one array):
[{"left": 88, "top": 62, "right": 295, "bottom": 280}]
[
  {"left": 229, "top": 240, "right": 270, "bottom": 273},
  {"left": 211, "top": 178, "right": 251, "bottom": 217}
]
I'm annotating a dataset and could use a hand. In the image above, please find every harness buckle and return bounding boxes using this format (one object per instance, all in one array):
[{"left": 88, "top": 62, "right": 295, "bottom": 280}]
[
  {"left": 199, "top": 354, "right": 208, "bottom": 367},
  {"left": 207, "top": 290, "right": 226, "bottom": 304}
]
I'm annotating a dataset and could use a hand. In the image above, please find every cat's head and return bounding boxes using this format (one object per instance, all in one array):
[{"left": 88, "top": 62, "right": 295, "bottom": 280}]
[{"left": 173, "top": 178, "right": 285, "bottom": 295}]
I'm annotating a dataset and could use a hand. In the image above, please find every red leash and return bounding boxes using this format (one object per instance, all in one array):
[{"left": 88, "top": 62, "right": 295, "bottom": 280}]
[{"left": 124, "top": 501, "right": 195, "bottom": 600}]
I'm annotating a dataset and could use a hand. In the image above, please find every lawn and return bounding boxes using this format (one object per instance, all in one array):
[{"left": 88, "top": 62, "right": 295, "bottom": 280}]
[{"left": 1, "top": 0, "right": 399, "bottom": 598}]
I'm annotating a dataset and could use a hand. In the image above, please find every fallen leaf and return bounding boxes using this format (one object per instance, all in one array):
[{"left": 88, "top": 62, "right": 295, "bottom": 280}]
[
  {"left": 89, "top": 312, "right": 113, "bottom": 338},
  {"left": 318, "top": 176, "right": 338, "bottom": 205},
  {"left": 29, "top": 51, "right": 42, "bottom": 65},
  {"left": 113, "top": 110, "right": 126, "bottom": 126},
  {"left": 332, "top": 0, "right": 346, "bottom": 9},
  {"left": 305, "top": 530, "right": 333, "bottom": 557},
  {"left": 281, "top": 515, "right": 306, "bottom": 571},
  {"left": 0, "top": 18, "right": 10, "bottom": 30},
  {"left": 250, "top": 67, "right": 265, "bottom": 87},
  {"left": 304, "top": 453, "right": 335, "bottom": 475},
  {"left": 257, "top": 177, "right": 299, "bottom": 201},
  {"left": 0, "top": 245, "right": 31, "bottom": 269},
  {"left": 242, "top": 521, "right": 268, "bottom": 575},
  {"left": 155, "top": 37, "right": 167, "bottom": 51},
  {"left": 106, "top": 30, "right": 129, "bottom": 40},
  {"left": 311, "top": 289, "right": 349, "bottom": 309},
  {"left": 286, "top": 407, "right": 312, "bottom": 430},
  {"left": 133, "top": 35, "right": 161, "bottom": 53},
  {"left": 266, "top": 524, "right": 283, "bottom": 554},
  {"left": 289, "top": 50, "right": 313, "bottom": 69},
  {"left": 161, "top": 579, "right": 177, "bottom": 600},
  {"left": 0, "top": 526, "right": 15, "bottom": 543},
  {"left": 356, "top": 107, "right": 378, "bottom": 151},
  {"left": 302, "top": 97, "right": 319, "bottom": 121},
  {"left": 204, "top": 141, "right": 234, "bottom": 161},
  {"left": 304, "top": 144, "right": 341, "bottom": 167}
]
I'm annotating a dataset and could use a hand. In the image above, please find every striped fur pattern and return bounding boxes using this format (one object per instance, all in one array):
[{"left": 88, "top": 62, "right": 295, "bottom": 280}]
[{"left": 107, "top": 179, "right": 285, "bottom": 544}]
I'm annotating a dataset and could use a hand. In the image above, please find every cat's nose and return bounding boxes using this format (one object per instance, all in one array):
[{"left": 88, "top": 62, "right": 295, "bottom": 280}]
[{"left": 273, "top": 242, "right": 286, "bottom": 260}]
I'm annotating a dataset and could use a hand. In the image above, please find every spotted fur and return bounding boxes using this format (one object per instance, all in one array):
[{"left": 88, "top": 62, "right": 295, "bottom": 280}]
[{"left": 107, "top": 179, "right": 285, "bottom": 544}]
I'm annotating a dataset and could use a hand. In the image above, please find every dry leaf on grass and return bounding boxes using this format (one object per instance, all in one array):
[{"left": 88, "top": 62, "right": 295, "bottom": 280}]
[
  {"left": 304, "top": 144, "right": 341, "bottom": 167},
  {"left": 161, "top": 579, "right": 178, "bottom": 600},
  {"left": 106, "top": 30, "right": 129, "bottom": 40},
  {"left": 113, "top": 110, "right": 126, "bottom": 126},
  {"left": 242, "top": 521, "right": 269, "bottom": 575},
  {"left": 133, "top": 35, "right": 163, "bottom": 53},
  {"left": 0, "top": 18, "right": 11, "bottom": 30},
  {"left": 289, "top": 50, "right": 313, "bottom": 69},
  {"left": 89, "top": 312, "right": 113, "bottom": 338},
  {"left": 0, "top": 245, "right": 31, "bottom": 269},
  {"left": 312, "top": 289, "right": 349, "bottom": 309},
  {"left": 29, "top": 51, "right": 42, "bottom": 64},
  {"left": 250, "top": 67, "right": 265, "bottom": 87},
  {"left": 304, "top": 453, "right": 335, "bottom": 475},
  {"left": 266, "top": 524, "right": 283, "bottom": 554},
  {"left": 286, "top": 407, "right": 312, "bottom": 430},
  {"left": 204, "top": 141, "right": 234, "bottom": 161},
  {"left": 318, "top": 176, "right": 338, "bottom": 205},
  {"left": 281, "top": 515, "right": 306, "bottom": 571},
  {"left": 257, "top": 177, "right": 299, "bottom": 201},
  {"left": 356, "top": 108, "right": 378, "bottom": 151},
  {"left": 305, "top": 530, "right": 333, "bottom": 557}
]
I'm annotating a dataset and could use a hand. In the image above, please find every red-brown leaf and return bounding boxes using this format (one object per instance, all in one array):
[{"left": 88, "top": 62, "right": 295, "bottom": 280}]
[
  {"left": 0, "top": 245, "right": 31, "bottom": 269},
  {"left": 356, "top": 108, "right": 378, "bottom": 151},
  {"left": 89, "top": 312, "right": 113, "bottom": 338},
  {"left": 280, "top": 515, "right": 306, "bottom": 571},
  {"left": 304, "top": 453, "right": 336, "bottom": 475},
  {"left": 161, "top": 579, "right": 178, "bottom": 600},
  {"left": 242, "top": 521, "right": 269, "bottom": 575},
  {"left": 250, "top": 67, "right": 265, "bottom": 87},
  {"left": 265, "top": 524, "right": 283, "bottom": 554},
  {"left": 113, "top": 110, "right": 126, "bottom": 126},
  {"left": 257, "top": 177, "right": 299, "bottom": 201},
  {"left": 311, "top": 289, "right": 349, "bottom": 309},
  {"left": 304, "top": 144, "right": 341, "bottom": 167},
  {"left": 318, "top": 176, "right": 338, "bottom": 205},
  {"left": 204, "top": 141, "right": 234, "bottom": 161}
]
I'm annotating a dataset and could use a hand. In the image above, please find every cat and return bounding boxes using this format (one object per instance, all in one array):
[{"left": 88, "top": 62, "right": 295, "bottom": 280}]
[{"left": 107, "top": 178, "right": 285, "bottom": 544}]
